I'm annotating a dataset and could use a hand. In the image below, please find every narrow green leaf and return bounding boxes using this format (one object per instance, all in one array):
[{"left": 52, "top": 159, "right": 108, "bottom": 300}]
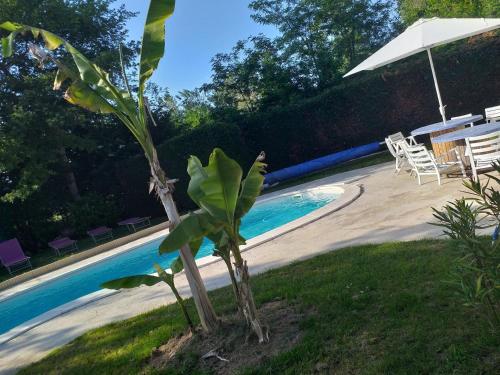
[
  {"left": 64, "top": 81, "right": 115, "bottom": 113},
  {"left": 235, "top": 152, "right": 266, "bottom": 219},
  {"left": 101, "top": 274, "right": 161, "bottom": 289},
  {"left": 153, "top": 263, "right": 174, "bottom": 285},
  {"left": 0, "top": 21, "right": 22, "bottom": 32},
  {"left": 138, "top": 0, "right": 175, "bottom": 96},
  {"left": 187, "top": 155, "right": 208, "bottom": 206},
  {"left": 1, "top": 36, "right": 10, "bottom": 57},
  {"left": 53, "top": 68, "right": 70, "bottom": 90},
  {"left": 40, "top": 30, "right": 63, "bottom": 50}
]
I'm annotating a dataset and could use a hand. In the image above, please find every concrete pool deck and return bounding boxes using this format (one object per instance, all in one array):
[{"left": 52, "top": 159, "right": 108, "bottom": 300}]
[{"left": 0, "top": 162, "right": 489, "bottom": 374}]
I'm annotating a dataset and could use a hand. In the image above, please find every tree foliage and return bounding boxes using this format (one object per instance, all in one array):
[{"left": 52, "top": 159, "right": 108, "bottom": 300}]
[
  {"left": 432, "top": 162, "right": 500, "bottom": 327},
  {"left": 398, "top": 0, "right": 500, "bottom": 26},
  {"left": 0, "top": 0, "right": 138, "bottom": 203}
]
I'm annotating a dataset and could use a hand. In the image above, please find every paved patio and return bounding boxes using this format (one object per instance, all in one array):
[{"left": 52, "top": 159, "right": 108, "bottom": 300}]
[{"left": 0, "top": 162, "right": 481, "bottom": 374}]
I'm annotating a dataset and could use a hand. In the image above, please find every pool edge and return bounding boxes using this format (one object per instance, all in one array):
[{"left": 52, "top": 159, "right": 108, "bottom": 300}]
[{"left": 0, "top": 182, "right": 361, "bottom": 344}]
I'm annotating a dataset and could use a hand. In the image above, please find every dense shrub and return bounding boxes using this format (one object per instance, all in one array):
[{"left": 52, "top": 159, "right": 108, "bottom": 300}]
[
  {"left": 112, "top": 122, "right": 250, "bottom": 216},
  {"left": 110, "top": 38, "right": 499, "bottom": 217},
  {"left": 66, "top": 193, "right": 121, "bottom": 236},
  {"left": 432, "top": 162, "right": 500, "bottom": 328},
  {"left": 239, "top": 37, "right": 500, "bottom": 169}
]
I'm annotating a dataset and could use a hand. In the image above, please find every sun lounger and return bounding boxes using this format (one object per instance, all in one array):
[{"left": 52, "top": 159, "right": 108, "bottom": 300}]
[
  {"left": 0, "top": 238, "right": 32, "bottom": 275},
  {"left": 87, "top": 226, "right": 113, "bottom": 243},
  {"left": 48, "top": 237, "right": 78, "bottom": 256},
  {"left": 117, "top": 217, "right": 152, "bottom": 232}
]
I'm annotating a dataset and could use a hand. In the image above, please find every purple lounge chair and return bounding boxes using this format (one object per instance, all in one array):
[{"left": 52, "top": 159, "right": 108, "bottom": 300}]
[
  {"left": 0, "top": 238, "right": 32, "bottom": 275},
  {"left": 117, "top": 217, "right": 151, "bottom": 232},
  {"left": 48, "top": 237, "right": 78, "bottom": 256},
  {"left": 87, "top": 226, "right": 113, "bottom": 243}
]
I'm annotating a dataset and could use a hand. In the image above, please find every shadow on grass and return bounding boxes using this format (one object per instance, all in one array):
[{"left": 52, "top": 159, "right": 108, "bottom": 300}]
[{"left": 18, "top": 239, "right": 499, "bottom": 375}]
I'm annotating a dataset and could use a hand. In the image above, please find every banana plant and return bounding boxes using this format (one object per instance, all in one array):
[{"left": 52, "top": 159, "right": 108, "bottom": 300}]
[
  {"left": 101, "top": 263, "right": 194, "bottom": 330},
  {"left": 0, "top": 0, "right": 218, "bottom": 331},
  {"left": 160, "top": 148, "right": 269, "bottom": 343}
]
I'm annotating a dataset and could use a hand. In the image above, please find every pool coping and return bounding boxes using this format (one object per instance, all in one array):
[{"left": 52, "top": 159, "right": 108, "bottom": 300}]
[
  {"left": 0, "top": 182, "right": 361, "bottom": 345},
  {"left": 0, "top": 220, "right": 172, "bottom": 292}
]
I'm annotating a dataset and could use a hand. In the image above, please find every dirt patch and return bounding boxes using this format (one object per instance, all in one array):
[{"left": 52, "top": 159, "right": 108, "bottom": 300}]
[{"left": 149, "top": 300, "right": 306, "bottom": 374}]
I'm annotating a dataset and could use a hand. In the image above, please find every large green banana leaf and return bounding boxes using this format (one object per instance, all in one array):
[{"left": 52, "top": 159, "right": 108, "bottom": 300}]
[
  {"left": 159, "top": 211, "right": 223, "bottom": 254},
  {"left": 101, "top": 274, "right": 161, "bottom": 289},
  {"left": 0, "top": 22, "right": 136, "bottom": 115},
  {"left": 196, "top": 148, "right": 243, "bottom": 225},
  {"left": 101, "top": 263, "right": 175, "bottom": 290}
]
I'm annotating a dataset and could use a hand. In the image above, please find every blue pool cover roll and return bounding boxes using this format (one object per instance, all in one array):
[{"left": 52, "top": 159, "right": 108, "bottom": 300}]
[{"left": 264, "top": 142, "right": 381, "bottom": 185}]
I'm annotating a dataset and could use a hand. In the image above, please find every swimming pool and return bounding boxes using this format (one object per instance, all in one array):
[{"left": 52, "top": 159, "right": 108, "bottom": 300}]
[{"left": 0, "top": 188, "right": 340, "bottom": 335}]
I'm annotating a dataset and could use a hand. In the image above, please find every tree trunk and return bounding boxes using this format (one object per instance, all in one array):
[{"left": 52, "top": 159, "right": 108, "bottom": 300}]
[
  {"left": 149, "top": 155, "right": 218, "bottom": 332},
  {"left": 232, "top": 245, "right": 267, "bottom": 343},
  {"left": 59, "top": 147, "right": 80, "bottom": 201}
]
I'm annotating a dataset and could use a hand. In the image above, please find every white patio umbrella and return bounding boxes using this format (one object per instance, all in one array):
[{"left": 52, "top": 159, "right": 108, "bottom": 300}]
[{"left": 344, "top": 18, "right": 500, "bottom": 123}]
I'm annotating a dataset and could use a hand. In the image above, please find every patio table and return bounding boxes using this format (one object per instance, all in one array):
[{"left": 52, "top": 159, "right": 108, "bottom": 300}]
[
  {"left": 411, "top": 114, "right": 483, "bottom": 162},
  {"left": 431, "top": 122, "right": 500, "bottom": 143}
]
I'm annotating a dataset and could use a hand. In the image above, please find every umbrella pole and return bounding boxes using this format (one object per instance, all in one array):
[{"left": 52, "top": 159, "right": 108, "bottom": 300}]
[{"left": 427, "top": 48, "right": 447, "bottom": 124}]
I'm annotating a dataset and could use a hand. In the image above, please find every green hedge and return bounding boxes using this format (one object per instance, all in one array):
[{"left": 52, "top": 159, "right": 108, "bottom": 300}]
[
  {"left": 113, "top": 122, "right": 250, "bottom": 216},
  {"left": 111, "top": 37, "right": 499, "bottom": 216},
  {"left": 239, "top": 37, "right": 500, "bottom": 169}
]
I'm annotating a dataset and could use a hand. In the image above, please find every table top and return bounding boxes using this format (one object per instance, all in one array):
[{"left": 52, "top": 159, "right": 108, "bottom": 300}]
[
  {"left": 411, "top": 114, "right": 483, "bottom": 136},
  {"left": 431, "top": 122, "right": 500, "bottom": 143}
]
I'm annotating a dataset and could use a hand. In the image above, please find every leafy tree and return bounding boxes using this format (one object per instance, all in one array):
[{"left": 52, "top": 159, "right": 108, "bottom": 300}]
[
  {"left": 161, "top": 149, "right": 268, "bottom": 342},
  {"left": 0, "top": 0, "right": 138, "bottom": 203},
  {"left": 249, "top": 0, "right": 397, "bottom": 89},
  {"left": 205, "top": 35, "right": 297, "bottom": 112},
  {"left": 1, "top": 0, "right": 219, "bottom": 331},
  {"left": 175, "top": 88, "right": 213, "bottom": 128},
  {"left": 398, "top": 0, "right": 500, "bottom": 26}
]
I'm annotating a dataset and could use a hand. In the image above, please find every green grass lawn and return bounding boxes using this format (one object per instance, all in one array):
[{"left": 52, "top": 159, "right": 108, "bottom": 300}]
[
  {"left": 20, "top": 239, "right": 499, "bottom": 374},
  {"left": 0, "top": 217, "right": 168, "bottom": 283}
]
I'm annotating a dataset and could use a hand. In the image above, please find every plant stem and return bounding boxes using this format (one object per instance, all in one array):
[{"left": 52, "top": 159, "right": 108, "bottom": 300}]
[
  {"left": 231, "top": 243, "right": 267, "bottom": 343},
  {"left": 220, "top": 252, "right": 242, "bottom": 313},
  {"left": 169, "top": 282, "right": 194, "bottom": 330},
  {"left": 151, "top": 157, "right": 218, "bottom": 332}
]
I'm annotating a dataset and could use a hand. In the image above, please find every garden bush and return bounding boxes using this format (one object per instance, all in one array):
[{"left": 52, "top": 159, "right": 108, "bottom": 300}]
[
  {"left": 112, "top": 122, "right": 250, "bottom": 216},
  {"left": 66, "top": 193, "right": 121, "bottom": 236},
  {"left": 111, "top": 37, "right": 499, "bottom": 217}
]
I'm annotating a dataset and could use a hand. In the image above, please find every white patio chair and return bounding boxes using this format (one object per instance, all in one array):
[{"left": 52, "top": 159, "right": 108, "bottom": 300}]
[
  {"left": 387, "top": 132, "right": 418, "bottom": 148},
  {"left": 385, "top": 132, "right": 418, "bottom": 174},
  {"left": 451, "top": 113, "right": 474, "bottom": 127},
  {"left": 465, "top": 130, "right": 500, "bottom": 181},
  {"left": 402, "top": 144, "right": 466, "bottom": 185},
  {"left": 385, "top": 137, "right": 407, "bottom": 174},
  {"left": 485, "top": 105, "right": 500, "bottom": 123}
]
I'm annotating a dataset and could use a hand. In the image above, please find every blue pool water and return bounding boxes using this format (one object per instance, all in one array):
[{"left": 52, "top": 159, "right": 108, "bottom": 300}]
[{"left": 0, "top": 189, "right": 339, "bottom": 335}]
